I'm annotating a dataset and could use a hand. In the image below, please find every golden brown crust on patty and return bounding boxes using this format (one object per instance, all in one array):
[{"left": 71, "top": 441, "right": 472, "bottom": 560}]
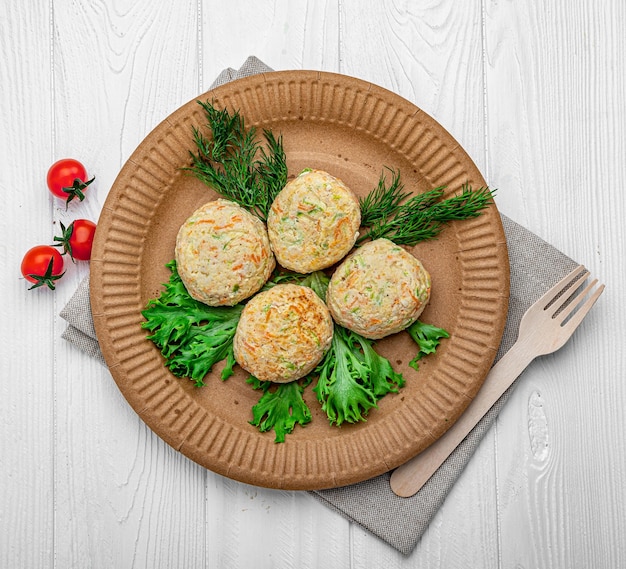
[{"left": 233, "top": 284, "right": 334, "bottom": 383}]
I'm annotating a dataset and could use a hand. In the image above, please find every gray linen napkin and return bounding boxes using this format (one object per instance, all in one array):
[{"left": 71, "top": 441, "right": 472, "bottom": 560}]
[{"left": 60, "top": 57, "right": 579, "bottom": 555}]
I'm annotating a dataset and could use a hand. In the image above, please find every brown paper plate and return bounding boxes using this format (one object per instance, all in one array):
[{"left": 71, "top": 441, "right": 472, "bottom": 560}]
[{"left": 90, "top": 70, "right": 510, "bottom": 490}]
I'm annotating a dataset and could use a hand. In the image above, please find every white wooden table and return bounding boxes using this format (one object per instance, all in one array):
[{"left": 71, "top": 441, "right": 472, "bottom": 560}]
[{"left": 2, "top": 2, "right": 624, "bottom": 567}]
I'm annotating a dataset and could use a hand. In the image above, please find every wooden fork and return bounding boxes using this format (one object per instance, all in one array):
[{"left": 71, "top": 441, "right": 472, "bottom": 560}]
[{"left": 390, "top": 265, "right": 605, "bottom": 498}]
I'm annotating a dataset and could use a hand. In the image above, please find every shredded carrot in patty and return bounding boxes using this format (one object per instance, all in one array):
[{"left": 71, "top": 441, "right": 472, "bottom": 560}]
[
  {"left": 211, "top": 222, "right": 236, "bottom": 230},
  {"left": 333, "top": 217, "right": 349, "bottom": 240}
]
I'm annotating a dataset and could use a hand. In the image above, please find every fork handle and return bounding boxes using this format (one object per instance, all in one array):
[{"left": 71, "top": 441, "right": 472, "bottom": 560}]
[{"left": 390, "top": 340, "right": 534, "bottom": 498}]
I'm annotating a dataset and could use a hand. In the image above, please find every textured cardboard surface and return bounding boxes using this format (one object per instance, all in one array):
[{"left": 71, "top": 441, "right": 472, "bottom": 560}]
[{"left": 88, "top": 70, "right": 510, "bottom": 490}]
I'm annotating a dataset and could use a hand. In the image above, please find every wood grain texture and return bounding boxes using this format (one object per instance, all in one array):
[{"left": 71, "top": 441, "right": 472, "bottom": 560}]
[
  {"left": 201, "top": 0, "right": 340, "bottom": 84},
  {"left": 50, "top": 2, "right": 206, "bottom": 568},
  {"left": 485, "top": 1, "right": 626, "bottom": 568},
  {"left": 0, "top": 4, "right": 55, "bottom": 568},
  {"left": 205, "top": 480, "right": 351, "bottom": 568},
  {"left": 1, "top": 0, "right": 625, "bottom": 567},
  {"left": 339, "top": 0, "right": 487, "bottom": 174}
]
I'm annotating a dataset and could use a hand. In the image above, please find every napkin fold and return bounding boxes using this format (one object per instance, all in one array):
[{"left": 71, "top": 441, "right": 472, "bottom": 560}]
[{"left": 60, "top": 57, "right": 579, "bottom": 555}]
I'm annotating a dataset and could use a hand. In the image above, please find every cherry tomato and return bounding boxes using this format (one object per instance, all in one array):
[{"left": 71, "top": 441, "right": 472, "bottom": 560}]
[
  {"left": 53, "top": 219, "right": 97, "bottom": 261},
  {"left": 47, "top": 158, "right": 95, "bottom": 205},
  {"left": 21, "top": 245, "right": 65, "bottom": 290}
]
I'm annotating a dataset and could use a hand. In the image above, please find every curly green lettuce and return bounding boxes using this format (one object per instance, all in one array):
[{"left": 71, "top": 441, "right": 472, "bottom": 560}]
[
  {"left": 406, "top": 320, "right": 450, "bottom": 370},
  {"left": 313, "top": 325, "right": 405, "bottom": 426},
  {"left": 141, "top": 263, "right": 448, "bottom": 441},
  {"left": 247, "top": 377, "right": 313, "bottom": 443},
  {"left": 141, "top": 260, "right": 242, "bottom": 386}
]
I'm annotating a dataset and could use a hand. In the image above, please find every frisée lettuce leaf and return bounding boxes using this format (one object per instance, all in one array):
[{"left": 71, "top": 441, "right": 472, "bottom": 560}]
[
  {"left": 313, "top": 324, "right": 405, "bottom": 426},
  {"left": 406, "top": 320, "right": 450, "bottom": 370},
  {"left": 141, "top": 260, "right": 242, "bottom": 386},
  {"left": 247, "top": 376, "right": 313, "bottom": 443},
  {"left": 141, "top": 263, "right": 448, "bottom": 442}
]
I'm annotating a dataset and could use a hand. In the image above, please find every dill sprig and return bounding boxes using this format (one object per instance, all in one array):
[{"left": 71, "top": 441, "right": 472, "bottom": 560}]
[
  {"left": 359, "top": 167, "right": 411, "bottom": 226},
  {"left": 186, "top": 101, "right": 287, "bottom": 222},
  {"left": 357, "top": 169, "right": 495, "bottom": 246}
]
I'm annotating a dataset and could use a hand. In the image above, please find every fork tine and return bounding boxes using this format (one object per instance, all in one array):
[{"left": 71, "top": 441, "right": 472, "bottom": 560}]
[
  {"left": 555, "top": 278, "right": 599, "bottom": 322},
  {"left": 547, "top": 270, "right": 592, "bottom": 319},
  {"left": 541, "top": 265, "right": 588, "bottom": 313},
  {"left": 560, "top": 281, "right": 605, "bottom": 333}
]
